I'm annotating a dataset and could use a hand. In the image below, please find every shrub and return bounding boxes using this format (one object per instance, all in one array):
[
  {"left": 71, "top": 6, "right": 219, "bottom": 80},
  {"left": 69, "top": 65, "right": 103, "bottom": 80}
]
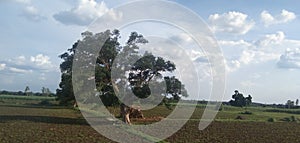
[{"left": 267, "top": 118, "right": 276, "bottom": 122}]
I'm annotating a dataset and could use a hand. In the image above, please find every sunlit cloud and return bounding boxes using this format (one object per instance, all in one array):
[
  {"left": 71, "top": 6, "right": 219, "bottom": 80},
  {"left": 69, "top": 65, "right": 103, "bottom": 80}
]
[
  {"left": 209, "top": 11, "right": 255, "bottom": 35},
  {"left": 53, "top": 0, "right": 122, "bottom": 26},
  {"left": 261, "top": 9, "right": 296, "bottom": 27}
]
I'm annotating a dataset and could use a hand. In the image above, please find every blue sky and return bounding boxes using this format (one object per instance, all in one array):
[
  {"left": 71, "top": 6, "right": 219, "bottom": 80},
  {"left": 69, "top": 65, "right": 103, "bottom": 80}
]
[{"left": 0, "top": 0, "right": 300, "bottom": 104}]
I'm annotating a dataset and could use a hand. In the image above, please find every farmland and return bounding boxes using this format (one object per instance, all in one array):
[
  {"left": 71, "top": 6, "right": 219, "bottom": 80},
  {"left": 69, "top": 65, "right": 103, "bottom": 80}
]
[{"left": 1, "top": 96, "right": 300, "bottom": 143}]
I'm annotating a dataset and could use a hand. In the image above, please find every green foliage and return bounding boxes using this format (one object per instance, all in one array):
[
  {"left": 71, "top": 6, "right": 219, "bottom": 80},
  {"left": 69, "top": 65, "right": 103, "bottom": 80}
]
[
  {"left": 57, "top": 30, "right": 187, "bottom": 107},
  {"left": 267, "top": 117, "right": 276, "bottom": 122},
  {"left": 229, "top": 90, "right": 252, "bottom": 107},
  {"left": 286, "top": 100, "right": 295, "bottom": 108}
]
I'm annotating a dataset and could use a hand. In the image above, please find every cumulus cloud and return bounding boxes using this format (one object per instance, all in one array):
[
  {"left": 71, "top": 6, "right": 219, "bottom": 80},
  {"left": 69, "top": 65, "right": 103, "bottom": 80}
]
[
  {"left": 239, "top": 50, "right": 255, "bottom": 65},
  {"left": 30, "top": 54, "right": 51, "bottom": 66},
  {"left": 255, "top": 31, "right": 285, "bottom": 47},
  {"left": 208, "top": 11, "right": 255, "bottom": 35},
  {"left": 53, "top": 0, "right": 121, "bottom": 26},
  {"left": 0, "top": 63, "right": 6, "bottom": 70},
  {"left": 225, "top": 60, "right": 241, "bottom": 72},
  {"left": 0, "top": 54, "right": 57, "bottom": 75},
  {"left": 261, "top": 9, "right": 296, "bottom": 27},
  {"left": 220, "top": 31, "right": 295, "bottom": 72},
  {"left": 12, "top": 55, "right": 26, "bottom": 65},
  {"left": 277, "top": 48, "right": 300, "bottom": 69}
]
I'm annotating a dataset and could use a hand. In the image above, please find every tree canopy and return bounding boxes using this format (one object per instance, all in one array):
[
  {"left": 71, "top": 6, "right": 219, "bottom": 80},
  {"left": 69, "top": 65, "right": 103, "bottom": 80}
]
[
  {"left": 56, "top": 30, "right": 187, "bottom": 108},
  {"left": 229, "top": 90, "right": 252, "bottom": 107}
]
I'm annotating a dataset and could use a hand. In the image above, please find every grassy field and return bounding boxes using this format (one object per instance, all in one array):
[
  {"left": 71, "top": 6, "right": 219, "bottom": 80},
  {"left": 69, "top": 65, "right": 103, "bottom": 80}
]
[
  {"left": 1, "top": 97, "right": 300, "bottom": 143},
  {"left": 0, "top": 95, "right": 56, "bottom": 101}
]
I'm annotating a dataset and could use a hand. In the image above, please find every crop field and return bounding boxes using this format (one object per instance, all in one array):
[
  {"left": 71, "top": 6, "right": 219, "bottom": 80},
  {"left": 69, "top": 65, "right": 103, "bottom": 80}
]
[
  {"left": 0, "top": 95, "right": 56, "bottom": 101},
  {"left": 1, "top": 97, "right": 300, "bottom": 143}
]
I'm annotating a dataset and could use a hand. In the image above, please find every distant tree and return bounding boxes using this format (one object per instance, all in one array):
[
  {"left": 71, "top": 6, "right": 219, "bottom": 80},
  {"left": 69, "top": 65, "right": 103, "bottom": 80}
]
[
  {"left": 286, "top": 100, "right": 294, "bottom": 109},
  {"left": 245, "top": 95, "right": 252, "bottom": 106},
  {"left": 24, "top": 86, "right": 30, "bottom": 96},
  {"left": 0, "top": 90, "right": 9, "bottom": 95},
  {"left": 41, "top": 87, "right": 51, "bottom": 96},
  {"left": 296, "top": 99, "right": 299, "bottom": 106},
  {"left": 229, "top": 90, "right": 252, "bottom": 107}
]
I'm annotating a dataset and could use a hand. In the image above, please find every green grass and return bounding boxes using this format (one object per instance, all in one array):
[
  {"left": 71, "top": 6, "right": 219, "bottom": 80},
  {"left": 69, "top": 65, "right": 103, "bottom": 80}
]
[
  {"left": 0, "top": 94, "right": 57, "bottom": 101},
  {"left": 215, "top": 105, "right": 300, "bottom": 122},
  {"left": 79, "top": 103, "right": 300, "bottom": 123}
]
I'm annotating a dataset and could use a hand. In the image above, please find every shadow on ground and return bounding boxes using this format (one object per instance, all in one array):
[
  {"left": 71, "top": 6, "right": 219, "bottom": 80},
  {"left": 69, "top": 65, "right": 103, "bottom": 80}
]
[{"left": 0, "top": 115, "right": 89, "bottom": 125}]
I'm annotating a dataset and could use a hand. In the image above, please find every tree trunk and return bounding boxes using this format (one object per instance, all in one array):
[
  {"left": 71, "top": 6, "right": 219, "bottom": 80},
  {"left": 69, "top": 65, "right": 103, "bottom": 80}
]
[
  {"left": 120, "top": 103, "right": 131, "bottom": 124},
  {"left": 113, "top": 81, "right": 145, "bottom": 124}
]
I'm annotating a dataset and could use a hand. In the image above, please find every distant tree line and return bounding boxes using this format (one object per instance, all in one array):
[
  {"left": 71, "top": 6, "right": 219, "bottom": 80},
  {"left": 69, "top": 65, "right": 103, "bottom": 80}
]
[{"left": 0, "top": 86, "right": 55, "bottom": 97}]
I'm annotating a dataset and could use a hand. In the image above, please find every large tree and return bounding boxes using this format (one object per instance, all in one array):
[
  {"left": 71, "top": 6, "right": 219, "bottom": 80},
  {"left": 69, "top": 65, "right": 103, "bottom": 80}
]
[
  {"left": 24, "top": 86, "right": 31, "bottom": 96},
  {"left": 57, "top": 30, "right": 187, "bottom": 124},
  {"left": 229, "top": 90, "right": 252, "bottom": 107}
]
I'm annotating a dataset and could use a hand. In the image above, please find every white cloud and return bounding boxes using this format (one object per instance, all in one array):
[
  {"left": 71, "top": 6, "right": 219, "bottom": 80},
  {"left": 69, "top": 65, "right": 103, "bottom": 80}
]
[
  {"left": 220, "top": 31, "right": 299, "bottom": 72},
  {"left": 0, "top": 63, "right": 6, "bottom": 70},
  {"left": 219, "top": 40, "right": 253, "bottom": 47},
  {"left": 53, "top": 0, "right": 121, "bottom": 26},
  {"left": 261, "top": 9, "right": 296, "bottom": 27},
  {"left": 277, "top": 48, "right": 300, "bottom": 69},
  {"left": 208, "top": 11, "right": 255, "bottom": 35},
  {"left": 225, "top": 60, "right": 241, "bottom": 72},
  {"left": 255, "top": 31, "right": 285, "bottom": 47},
  {"left": 0, "top": 54, "right": 57, "bottom": 75},
  {"left": 6, "top": 56, "right": 27, "bottom": 65},
  {"left": 9, "top": 67, "right": 32, "bottom": 74},
  {"left": 254, "top": 51, "right": 280, "bottom": 63},
  {"left": 30, "top": 54, "right": 52, "bottom": 66},
  {"left": 239, "top": 50, "right": 255, "bottom": 65}
]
